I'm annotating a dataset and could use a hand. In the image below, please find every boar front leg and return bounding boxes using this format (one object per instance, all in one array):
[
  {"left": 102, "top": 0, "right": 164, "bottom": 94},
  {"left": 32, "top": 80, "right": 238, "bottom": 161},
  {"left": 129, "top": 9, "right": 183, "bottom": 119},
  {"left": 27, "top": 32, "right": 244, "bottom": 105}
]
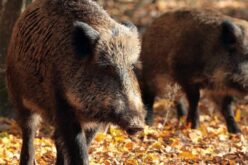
[
  {"left": 218, "top": 96, "right": 241, "bottom": 133},
  {"left": 85, "top": 127, "right": 99, "bottom": 146},
  {"left": 54, "top": 121, "right": 94, "bottom": 165},
  {"left": 184, "top": 85, "right": 200, "bottom": 129},
  {"left": 175, "top": 97, "right": 187, "bottom": 120},
  {"left": 18, "top": 109, "right": 40, "bottom": 165},
  {"left": 55, "top": 108, "right": 89, "bottom": 165},
  {"left": 142, "top": 89, "right": 155, "bottom": 125}
]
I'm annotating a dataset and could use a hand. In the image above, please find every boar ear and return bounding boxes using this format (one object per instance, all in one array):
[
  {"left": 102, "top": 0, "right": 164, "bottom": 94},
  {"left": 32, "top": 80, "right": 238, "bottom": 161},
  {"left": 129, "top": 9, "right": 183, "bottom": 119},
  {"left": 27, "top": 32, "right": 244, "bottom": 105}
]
[
  {"left": 72, "top": 21, "right": 100, "bottom": 58},
  {"left": 122, "top": 21, "right": 138, "bottom": 32},
  {"left": 221, "top": 20, "right": 242, "bottom": 50}
]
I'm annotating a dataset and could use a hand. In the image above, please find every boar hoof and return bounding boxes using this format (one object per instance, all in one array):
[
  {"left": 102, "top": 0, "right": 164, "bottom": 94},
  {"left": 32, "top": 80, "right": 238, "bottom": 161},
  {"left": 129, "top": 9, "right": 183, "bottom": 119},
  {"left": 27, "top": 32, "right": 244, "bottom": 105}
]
[
  {"left": 145, "top": 112, "right": 154, "bottom": 126},
  {"left": 227, "top": 122, "right": 242, "bottom": 134},
  {"left": 186, "top": 119, "right": 199, "bottom": 129}
]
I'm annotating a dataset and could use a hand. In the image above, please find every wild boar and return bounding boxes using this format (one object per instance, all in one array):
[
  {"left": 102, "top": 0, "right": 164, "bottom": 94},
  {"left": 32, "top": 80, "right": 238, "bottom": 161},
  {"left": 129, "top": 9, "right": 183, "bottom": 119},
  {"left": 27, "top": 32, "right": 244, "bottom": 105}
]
[
  {"left": 6, "top": 0, "right": 145, "bottom": 164},
  {"left": 140, "top": 9, "right": 248, "bottom": 134}
]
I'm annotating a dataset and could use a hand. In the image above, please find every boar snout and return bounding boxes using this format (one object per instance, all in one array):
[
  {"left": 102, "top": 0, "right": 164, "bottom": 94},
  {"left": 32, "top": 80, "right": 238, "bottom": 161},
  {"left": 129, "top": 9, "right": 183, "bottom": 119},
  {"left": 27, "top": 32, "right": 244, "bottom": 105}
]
[
  {"left": 123, "top": 102, "right": 146, "bottom": 135},
  {"left": 124, "top": 111, "right": 145, "bottom": 135},
  {"left": 126, "top": 89, "right": 146, "bottom": 135},
  {"left": 113, "top": 96, "right": 145, "bottom": 135},
  {"left": 126, "top": 127, "right": 144, "bottom": 135},
  {"left": 225, "top": 62, "right": 248, "bottom": 92}
]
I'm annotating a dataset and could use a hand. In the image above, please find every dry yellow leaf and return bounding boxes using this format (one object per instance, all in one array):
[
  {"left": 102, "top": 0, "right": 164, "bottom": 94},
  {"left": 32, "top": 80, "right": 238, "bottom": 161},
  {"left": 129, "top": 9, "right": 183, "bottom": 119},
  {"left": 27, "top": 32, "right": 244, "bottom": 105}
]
[
  {"left": 95, "top": 133, "right": 107, "bottom": 142},
  {"left": 124, "top": 141, "right": 135, "bottom": 151},
  {"left": 235, "top": 109, "right": 241, "bottom": 122},
  {"left": 126, "top": 158, "right": 139, "bottom": 165},
  {"left": 179, "top": 151, "right": 197, "bottom": 160}
]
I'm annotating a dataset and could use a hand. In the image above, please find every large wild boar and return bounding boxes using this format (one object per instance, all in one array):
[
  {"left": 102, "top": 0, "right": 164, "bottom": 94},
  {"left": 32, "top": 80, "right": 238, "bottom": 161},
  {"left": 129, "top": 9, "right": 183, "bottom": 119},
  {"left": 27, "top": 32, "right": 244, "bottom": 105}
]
[
  {"left": 141, "top": 9, "right": 248, "bottom": 134},
  {"left": 6, "top": 0, "right": 145, "bottom": 164}
]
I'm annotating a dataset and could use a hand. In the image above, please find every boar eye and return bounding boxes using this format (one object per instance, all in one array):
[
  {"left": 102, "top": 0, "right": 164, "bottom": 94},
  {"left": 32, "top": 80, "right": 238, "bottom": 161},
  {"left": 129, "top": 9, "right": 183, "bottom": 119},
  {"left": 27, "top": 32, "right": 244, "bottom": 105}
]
[
  {"left": 100, "top": 64, "right": 109, "bottom": 71},
  {"left": 99, "top": 63, "right": 108, "bottom": 69}
]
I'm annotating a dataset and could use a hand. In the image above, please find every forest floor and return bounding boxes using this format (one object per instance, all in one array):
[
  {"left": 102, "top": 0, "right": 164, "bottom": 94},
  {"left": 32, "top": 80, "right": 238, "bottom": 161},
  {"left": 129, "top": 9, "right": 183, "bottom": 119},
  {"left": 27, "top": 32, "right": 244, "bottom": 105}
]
[{"left": 0, "top": 97, "right": 248, "bottom": 165}]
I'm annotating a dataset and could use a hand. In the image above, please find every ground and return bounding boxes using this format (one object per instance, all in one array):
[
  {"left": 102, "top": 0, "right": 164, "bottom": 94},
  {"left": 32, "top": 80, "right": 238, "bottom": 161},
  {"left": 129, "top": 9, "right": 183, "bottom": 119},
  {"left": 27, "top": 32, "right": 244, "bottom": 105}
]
[{"left": 0, "top": 97, "right": 248, "bottom": 165}]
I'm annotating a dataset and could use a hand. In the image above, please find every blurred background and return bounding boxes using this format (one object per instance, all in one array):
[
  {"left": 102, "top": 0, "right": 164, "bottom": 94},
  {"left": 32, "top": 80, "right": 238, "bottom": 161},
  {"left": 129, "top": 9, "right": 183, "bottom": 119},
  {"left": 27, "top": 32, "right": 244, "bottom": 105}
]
[{"left": 1, "top": 0, "right": 248, "bottom": 117}]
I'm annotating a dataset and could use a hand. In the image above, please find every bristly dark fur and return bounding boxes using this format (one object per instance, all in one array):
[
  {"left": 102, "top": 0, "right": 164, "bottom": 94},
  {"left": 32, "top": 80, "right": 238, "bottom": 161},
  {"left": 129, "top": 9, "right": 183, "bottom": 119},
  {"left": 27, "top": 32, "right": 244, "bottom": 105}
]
[
  {"left": 140, "top": 8, "right": 248, "bottom": 134},
  {"left": 6, "top": 0, "right": 145, "bottom": 164}
]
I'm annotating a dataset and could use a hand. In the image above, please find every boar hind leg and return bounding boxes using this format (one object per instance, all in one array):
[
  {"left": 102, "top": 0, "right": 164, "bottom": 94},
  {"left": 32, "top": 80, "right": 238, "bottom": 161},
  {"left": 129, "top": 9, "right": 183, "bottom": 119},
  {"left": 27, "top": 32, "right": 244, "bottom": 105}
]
[
  {"left": 54, "top": 132, "right": 64, "bottom": 165},
  {"left": 219, "top": 96, "right": 241, "bottom": 133},
  {"left": 18, "top": 109, "right": 40, "bottom": 165},
  {"left": 142, "top": 90, "right": 155, "bottom": 125},
  {"left": 175, "top": 97, "right": 187, "bottom": 120},
  {"left": 85, "top": 127, "right": 99, "bottom": 146},
  {"left": 184, "top": 85, "right": 200, "bottom": 129},
  {"left": 55, "top": 110, "right": 89, "bottom": 165}
]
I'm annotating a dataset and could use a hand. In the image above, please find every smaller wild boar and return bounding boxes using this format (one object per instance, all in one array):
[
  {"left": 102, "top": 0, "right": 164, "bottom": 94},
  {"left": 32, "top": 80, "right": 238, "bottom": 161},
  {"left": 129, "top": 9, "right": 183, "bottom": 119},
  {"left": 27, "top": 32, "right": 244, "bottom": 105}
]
[
  {"left": 6, "top": 0, "right": 145, "bottom": 164},
  {"left": 140, "top": 9, "right": 248, "bottom": 133},
  {"left": 222, "top": 7, "right": 248, "bottom": 21}
]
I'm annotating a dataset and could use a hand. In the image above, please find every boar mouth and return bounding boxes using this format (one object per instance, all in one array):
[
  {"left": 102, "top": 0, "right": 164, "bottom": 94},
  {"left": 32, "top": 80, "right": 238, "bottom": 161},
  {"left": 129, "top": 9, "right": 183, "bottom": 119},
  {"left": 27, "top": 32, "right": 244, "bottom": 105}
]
[
  {"left": 126, "top": 126, "right": 143, "bottom": 135},
  {"left": 123, "top": 117, "right": 145, "bottom": 135},
  {"left": 119, "top": 114, "right": 145, "bottom": 135}
]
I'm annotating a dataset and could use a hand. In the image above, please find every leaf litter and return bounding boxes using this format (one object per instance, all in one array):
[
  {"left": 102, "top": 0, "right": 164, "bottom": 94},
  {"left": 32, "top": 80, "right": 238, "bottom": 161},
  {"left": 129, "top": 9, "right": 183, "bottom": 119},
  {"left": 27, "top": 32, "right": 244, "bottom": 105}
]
[{"left": 0, "top": 97, "right": 248, "bottom": 164}]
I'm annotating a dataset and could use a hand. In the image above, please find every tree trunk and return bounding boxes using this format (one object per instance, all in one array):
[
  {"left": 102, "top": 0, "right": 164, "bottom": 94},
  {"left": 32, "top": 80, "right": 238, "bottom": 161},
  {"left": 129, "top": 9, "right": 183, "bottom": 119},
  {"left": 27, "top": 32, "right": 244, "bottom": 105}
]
[
  {"left": 0, "top": 0, "right": 23, "bottom": 116},
  {"left": 0, "top": 0, "right": 23, "bottom": 60},
  {"left": 0, "top": 0, "right": 2, "bottom": 15}
]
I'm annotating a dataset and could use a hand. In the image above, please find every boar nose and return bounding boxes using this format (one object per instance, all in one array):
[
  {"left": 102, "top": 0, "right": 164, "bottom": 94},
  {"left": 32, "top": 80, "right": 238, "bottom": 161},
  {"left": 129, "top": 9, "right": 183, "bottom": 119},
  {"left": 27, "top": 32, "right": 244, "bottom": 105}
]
[
  {"left": 127, "top": 90, "right": 146, "bottom": 129},
  {"left": 126, "top": 127, "right": 143, "bottom": 135},
  {"left": 119, "top": 69, "right": 146, "bottom": 131},
  {"left": 114, "top": 94, "right": 145, "bottom": 135},
  {"left": 125, "top": 110, "right": 145, "bottom": 135}
]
